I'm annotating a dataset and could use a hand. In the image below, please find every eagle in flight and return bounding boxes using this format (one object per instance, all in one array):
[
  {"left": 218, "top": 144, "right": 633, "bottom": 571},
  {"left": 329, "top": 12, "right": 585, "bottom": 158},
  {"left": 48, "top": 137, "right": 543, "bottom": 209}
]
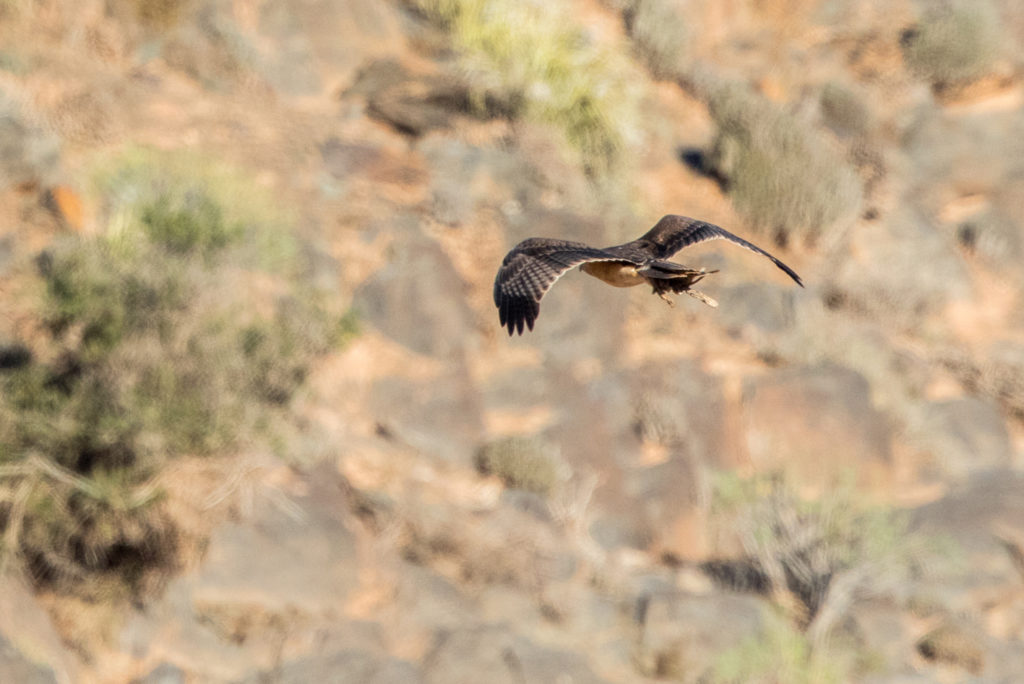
[{"left": 493, "top": 214, "right": 803, "bottom": 335}]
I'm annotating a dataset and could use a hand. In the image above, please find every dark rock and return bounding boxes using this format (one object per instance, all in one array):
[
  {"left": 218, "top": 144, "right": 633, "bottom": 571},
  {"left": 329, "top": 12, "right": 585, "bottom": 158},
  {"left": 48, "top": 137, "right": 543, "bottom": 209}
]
[
  {"left": 367, "top": 82, "right": 464, "bottom": 137},
  {"left": 0, "top": 341, "right": 32, "bottom": 370},
  {"left": 345, "top": 59, "right": 412, "bottom": 98},
  {"left": 742, "top": 364, "right": 892, "bottom": 484},
  {"left": 347, "top": 59, "right": 472, "bottom": 137},
  {"left": 916, "top": 396, "right": 1012, "bottom": 479},
  {"left": 422, "top": 624, "right": 610, "bottom": 684}
]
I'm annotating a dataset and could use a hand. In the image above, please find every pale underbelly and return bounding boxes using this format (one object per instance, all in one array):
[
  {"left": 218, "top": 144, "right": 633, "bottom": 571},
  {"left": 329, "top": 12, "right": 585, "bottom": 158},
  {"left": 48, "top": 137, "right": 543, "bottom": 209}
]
[{"left": 579, "top": 261, "right": 646, "bottom": 288}]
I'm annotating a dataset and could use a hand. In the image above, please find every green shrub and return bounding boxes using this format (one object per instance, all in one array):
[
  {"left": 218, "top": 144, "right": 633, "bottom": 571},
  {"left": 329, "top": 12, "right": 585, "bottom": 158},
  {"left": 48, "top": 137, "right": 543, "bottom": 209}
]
[
  {"left": 710, "top": 611, "right": 852, "bottom": 684},
  {"left": 414, "top": 0, "right": 641, "bottom": 176},
  {"left": 903, "top": 0, "right": 1000, "bottom": 88},
  {"left": 706, "top": 82, "right": 862, "bottom": 245},
  {"left": 475, "top": 436, "right": 560, "bottom": 496},
  {"left": 0, "top": 148, "right": 352, "bottom": 598}
]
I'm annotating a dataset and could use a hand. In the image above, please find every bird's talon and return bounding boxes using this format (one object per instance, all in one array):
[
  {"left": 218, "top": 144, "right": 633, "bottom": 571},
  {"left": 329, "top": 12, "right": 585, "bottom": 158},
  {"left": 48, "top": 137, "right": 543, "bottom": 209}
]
[{"left": 687, "top": 289, "right": 719, "bottom": 308}]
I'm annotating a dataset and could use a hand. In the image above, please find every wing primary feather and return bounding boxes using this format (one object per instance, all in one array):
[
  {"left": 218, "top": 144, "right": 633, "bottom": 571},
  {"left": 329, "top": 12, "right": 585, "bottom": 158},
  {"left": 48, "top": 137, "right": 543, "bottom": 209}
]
[
  {"left": 493, "top": 238, "right": 626, "bottom": 335},
  {"left": 634, "top": 215, "right": 804, "bottom": 287}
]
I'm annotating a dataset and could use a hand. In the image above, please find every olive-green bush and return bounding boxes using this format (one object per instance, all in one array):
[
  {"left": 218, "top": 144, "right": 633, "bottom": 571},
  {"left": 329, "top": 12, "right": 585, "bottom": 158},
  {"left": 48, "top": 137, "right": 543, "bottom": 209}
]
[{"left": 0, "top": 148, "right": 354, "bottom": 598}]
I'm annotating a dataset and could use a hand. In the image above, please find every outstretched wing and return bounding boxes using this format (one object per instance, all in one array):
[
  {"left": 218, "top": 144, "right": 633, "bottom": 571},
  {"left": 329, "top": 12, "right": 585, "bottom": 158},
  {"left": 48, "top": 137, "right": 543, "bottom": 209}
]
[
  {"left": 630, "top": 215, "right": 804, "bottom": 287},
  {"left": 494, "top": 238, "right": 627, "bottom": 335}
]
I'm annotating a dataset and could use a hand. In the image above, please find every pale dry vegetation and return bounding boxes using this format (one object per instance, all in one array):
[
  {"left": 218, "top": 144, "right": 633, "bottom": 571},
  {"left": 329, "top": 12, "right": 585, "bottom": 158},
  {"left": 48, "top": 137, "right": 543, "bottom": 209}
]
[
  {"left": 474, "top": 436, "right": 562, "bottom": 497},
  {"left": 622, "top": 0, "right": 690, "bottom": 80},
  {"left": 705, "top": 82, "right": 863, "bottom": 246},
  {"left": 412, "top": 0, "right": 642, "bottom": 176},
  {"left": 709, "top": 611, "right": 854, "bottom": 684},
  {"left": 902, "top": 0, "right": 1003, "bottom": 90},
  {"left": 709, "top": 471, "right": 941, "bottom": 645}
]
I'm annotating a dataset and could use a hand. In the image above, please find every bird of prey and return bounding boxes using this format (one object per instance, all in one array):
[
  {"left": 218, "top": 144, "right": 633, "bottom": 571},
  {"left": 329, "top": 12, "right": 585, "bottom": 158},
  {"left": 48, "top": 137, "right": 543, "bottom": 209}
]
[{"left": 493, "top": 214, "right": 803, "bottom": 335}]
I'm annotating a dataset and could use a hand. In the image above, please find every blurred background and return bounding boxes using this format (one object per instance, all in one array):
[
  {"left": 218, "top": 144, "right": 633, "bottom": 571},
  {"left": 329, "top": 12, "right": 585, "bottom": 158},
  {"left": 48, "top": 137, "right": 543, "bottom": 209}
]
[{"left": 1, "top": 0, "right": 1023, "bottom": 682}]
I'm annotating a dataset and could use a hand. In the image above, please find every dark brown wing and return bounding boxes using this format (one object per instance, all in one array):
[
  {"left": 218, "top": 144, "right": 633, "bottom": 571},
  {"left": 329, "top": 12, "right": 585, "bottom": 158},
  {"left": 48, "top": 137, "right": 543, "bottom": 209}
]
[
  {"left": 625, "top": 214, "right": 804, "bottom": 287},
  {"left": 494, "top": 238, "right": 629, "bottom": 335}
]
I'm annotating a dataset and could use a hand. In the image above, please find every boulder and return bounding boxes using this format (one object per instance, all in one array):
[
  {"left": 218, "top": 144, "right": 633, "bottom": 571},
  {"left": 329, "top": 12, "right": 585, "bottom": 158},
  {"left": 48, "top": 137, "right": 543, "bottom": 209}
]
[
  {"left": 189, "top": 463, "right": 359, "bottom": 614},
  {"left": 120, "top": 463, "right": 367, "bottom": 681},
  {"left": 369, "top": 365, "right": 484, "bottom": 464},
  {"left": 915, "top": 396, "right": 1013, "bottom": 480},
  {"left": 834, "top": 206, "right": 969, "bottom": 323},
  {"left": 714, "top": 282, "right": 797, "bottom": 336},
  {"left": 355, "top": 229, "right": 477, "bottom": 359},
  {"left": 742, "top": 364, "right": 892, "bottom": 485}
]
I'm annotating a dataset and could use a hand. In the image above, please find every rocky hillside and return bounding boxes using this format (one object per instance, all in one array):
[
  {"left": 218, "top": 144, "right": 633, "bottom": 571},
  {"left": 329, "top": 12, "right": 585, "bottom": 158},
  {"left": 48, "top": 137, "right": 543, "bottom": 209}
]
[{"left": 1, "top": 0, "right": 1023, "bottom": 682}]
